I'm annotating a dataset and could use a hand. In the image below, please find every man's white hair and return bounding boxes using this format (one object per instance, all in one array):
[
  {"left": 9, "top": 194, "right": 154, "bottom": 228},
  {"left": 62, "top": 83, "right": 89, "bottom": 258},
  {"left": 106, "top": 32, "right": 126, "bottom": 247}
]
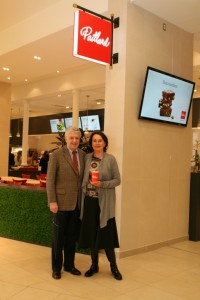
[{"left": 65, "top": 126, "right": 81, "bottom": 138}]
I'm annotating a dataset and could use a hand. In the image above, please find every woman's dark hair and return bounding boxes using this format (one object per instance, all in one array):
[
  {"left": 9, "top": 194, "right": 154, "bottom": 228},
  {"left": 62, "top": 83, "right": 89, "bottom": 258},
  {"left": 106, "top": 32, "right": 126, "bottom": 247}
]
[
  {"left": 43, "top": 150, "right": 49, "bottom": 159},
  {"left": 89, "top": 131, "right": 108, "bottom": 152}
]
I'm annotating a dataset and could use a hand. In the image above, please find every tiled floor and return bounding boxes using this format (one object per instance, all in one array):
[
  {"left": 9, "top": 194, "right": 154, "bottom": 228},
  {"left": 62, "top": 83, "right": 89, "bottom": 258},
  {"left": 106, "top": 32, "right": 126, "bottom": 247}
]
[{"left": 1, "top": 238, "right": 200, "bottom": 300}]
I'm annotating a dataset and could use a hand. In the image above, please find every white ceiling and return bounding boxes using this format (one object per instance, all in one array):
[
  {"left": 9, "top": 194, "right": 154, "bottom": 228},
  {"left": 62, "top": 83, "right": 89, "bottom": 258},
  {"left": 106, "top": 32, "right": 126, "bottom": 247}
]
[{"left": 1, "top": 0, "right": 200, "bottom": 118}]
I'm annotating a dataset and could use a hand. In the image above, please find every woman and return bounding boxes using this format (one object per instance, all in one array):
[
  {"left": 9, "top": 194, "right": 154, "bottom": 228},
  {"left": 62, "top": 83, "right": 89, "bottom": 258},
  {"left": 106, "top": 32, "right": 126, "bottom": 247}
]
[
  {"left": 14, "top": 150, "right": 22, "bottom": 166},
  {"left": 39, "top": 150, "right": 49, "bottom": 174},
  {"left": 79, "top": 131, "right": 122, "bottom": 280},
  {"left": 31, "top": 151, "right": 39, "bottom": 166}
]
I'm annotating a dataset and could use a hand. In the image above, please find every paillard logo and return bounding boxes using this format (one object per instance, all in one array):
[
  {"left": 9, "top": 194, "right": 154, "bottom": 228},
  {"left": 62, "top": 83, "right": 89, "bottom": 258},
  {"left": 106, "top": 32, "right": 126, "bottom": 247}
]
[{"left": 80, "top": 26, "right": 110, "bottom": 47}]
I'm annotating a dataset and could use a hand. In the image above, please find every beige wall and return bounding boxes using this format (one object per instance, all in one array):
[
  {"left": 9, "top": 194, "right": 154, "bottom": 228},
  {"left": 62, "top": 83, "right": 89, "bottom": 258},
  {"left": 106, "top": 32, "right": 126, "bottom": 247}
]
[
  {"left": 0, "top": 82, "right": 11, "bottom": 175},
  {"left": 105, "top": 0, "right": 193, "bottom": 257}
]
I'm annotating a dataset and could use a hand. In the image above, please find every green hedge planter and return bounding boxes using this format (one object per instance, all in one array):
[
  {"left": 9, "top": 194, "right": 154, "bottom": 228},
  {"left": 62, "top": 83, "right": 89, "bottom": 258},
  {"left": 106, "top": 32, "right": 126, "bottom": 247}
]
[
  {"left": 0, "top": 185, "right": 89, "bottom": 254},
  {"left": 0, "top": 186, "right": 52, "bottom": 246}
]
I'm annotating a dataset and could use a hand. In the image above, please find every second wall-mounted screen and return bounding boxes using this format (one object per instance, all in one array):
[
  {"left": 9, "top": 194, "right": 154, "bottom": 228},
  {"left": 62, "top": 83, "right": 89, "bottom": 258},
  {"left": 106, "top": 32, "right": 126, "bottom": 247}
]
[
  {"left": 81, "top": 115, "right": 101, "bottom": 131},
  {"left": 65, "top": 117, "right": 82, "bottom": 129}
]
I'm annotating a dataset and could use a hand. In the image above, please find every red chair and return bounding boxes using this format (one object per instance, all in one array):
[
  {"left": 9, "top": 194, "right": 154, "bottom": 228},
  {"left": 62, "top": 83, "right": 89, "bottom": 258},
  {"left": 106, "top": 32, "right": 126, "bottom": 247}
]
[
  {"left": 40, "top": 180, "right": 46, "bottom": 187},
  {"left": 13, "top": 178, "right": 27, "bottom": 185},
  {"left": 22, "top": 174, "right": 31, "bottom": 179},
  {"left": 36, "top": 174, "right": 47, "bottom": 180}
]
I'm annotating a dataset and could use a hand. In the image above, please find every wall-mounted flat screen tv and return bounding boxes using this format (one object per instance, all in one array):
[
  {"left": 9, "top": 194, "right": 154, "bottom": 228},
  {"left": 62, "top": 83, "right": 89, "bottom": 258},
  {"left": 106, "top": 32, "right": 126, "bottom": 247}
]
[
  {"left": 81, "top": 115, "right": 101, "bottom": 131},
  {"left": 50, "top": 118, "right": 65, "bottom": 133},
  {"left": 138, "top": 66, "right": 195, "bottom": 127},
  {"left": 64, "top": 117, "right": 82, "bottom": 129}
]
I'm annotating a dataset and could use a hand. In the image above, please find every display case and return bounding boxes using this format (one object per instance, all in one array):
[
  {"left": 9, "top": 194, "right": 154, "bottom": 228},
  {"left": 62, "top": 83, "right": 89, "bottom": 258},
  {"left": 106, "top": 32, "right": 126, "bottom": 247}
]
[{"left": 189, "top": 172, "right": 200, "bottom": 241}]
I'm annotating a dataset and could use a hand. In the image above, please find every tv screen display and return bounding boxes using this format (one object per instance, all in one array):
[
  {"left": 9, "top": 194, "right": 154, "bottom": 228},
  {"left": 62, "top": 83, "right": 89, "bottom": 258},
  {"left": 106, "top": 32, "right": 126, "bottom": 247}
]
[
  {"left": 81, "top": 115, "right": 101, "bottom": 131},
  {"left": 50, "top": 118, "right": 65, "bottom": 133},
  {"left": 138, "top": 66, "right": 195, "bottom": 127},
  {"left": 64, "top": 117, "right": 82, "bottom": 129}
]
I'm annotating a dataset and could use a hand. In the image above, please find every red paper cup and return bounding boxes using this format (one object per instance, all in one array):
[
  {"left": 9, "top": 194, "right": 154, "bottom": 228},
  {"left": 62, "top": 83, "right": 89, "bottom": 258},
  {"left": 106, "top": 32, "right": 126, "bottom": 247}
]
[{"left": 91, "top": 171, "right": 99, "bottom": 183}]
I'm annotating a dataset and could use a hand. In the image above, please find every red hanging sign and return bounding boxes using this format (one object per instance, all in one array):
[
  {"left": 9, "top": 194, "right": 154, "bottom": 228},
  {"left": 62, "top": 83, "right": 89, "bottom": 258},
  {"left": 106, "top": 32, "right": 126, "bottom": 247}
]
[{"left": 73, "top": 10, "right": 112, "bottom": 65}]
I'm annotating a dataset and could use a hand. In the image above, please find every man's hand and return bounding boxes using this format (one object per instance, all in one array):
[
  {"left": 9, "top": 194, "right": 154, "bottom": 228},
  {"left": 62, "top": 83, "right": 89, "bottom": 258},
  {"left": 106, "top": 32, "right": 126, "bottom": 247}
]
[{"left": 50, "top": 202, "right": 58, "bottom": 213}]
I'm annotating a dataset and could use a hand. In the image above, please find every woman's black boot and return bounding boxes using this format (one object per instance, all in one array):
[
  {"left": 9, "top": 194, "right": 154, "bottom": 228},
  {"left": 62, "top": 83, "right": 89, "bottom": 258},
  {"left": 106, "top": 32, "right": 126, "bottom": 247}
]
[
  {"left": 85, "top": 249, "right": 99, "bottom": 277},
  {"left": 105, "top": 249, "right": 122, "bottom": 280}
]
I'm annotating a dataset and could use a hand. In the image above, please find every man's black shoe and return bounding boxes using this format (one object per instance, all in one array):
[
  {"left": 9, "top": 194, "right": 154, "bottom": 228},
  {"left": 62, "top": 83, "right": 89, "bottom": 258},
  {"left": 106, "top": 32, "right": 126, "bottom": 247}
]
[
  {"left": 52, "top": 271, "right": 61, "bottom": 280},
  {"left": 64, "top": 267, "right": 81, "bottom": 276}
]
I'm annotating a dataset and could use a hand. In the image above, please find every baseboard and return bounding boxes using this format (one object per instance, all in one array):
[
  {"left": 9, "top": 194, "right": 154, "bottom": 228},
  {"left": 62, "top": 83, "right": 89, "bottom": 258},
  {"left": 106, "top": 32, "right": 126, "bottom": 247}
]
[{"left": 115, "top": 236, "right": 188, "bottom": 259}]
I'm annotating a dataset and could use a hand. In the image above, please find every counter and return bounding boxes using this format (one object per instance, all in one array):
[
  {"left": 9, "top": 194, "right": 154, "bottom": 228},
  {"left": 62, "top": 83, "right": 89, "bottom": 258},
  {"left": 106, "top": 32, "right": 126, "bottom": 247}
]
[{"left": 8, "top": 168, "right": 41, "bottom": 179}]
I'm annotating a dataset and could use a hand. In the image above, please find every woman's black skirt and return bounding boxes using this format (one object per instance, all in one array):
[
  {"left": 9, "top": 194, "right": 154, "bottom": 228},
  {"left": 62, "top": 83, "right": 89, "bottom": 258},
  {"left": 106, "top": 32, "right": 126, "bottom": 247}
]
[{"left": 78, "top": 196, "right": 119, "bottom": 249}]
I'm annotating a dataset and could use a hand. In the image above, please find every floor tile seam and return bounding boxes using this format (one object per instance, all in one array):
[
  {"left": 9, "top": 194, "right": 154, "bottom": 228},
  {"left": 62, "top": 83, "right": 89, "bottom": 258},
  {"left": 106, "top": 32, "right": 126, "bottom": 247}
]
[
  {"left": 5, "top": 286, "right": 27, "bottom": 300},
  {"left": 30, "top": 279, "right": 89, "bottom": 296},
  {"left": 169, "top": 245, "right": 200, "bottom": 256},
  {"left": 162, "top": 270, "right": 200, "bottom": 285},
  {"left": 126, "top": 283, "right": 189, "bottom": 300},
  {"left": 148, "top": 280, "right": 197, "bottom": 299},
  {"left": 148, "top": 272, "right": 200, "bottom": 288},
  {"left": 0, "top": 278, "right": 26, "bottom": 288},
  {"left": 13, "top": 285, "right": 62, "bottom": 298},
  {"left": 51, "top": 292, "right": 89, "bottom": 300},
  {"left": 104, "top": 292, "right": 133, "bottom": 300}
]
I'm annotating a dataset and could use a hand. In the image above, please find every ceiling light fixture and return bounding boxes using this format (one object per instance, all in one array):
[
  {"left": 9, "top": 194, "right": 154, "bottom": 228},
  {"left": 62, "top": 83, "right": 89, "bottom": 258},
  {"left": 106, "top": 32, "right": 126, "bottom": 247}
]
[
  {"left": 33, "top": 55, "right": 41, "bottom": 60},
  {"left": 7, "top": 77, "right": 11, "bottom": 80},
  {"left": 3, "top": 67, "right": 10, "bottom": 71}
]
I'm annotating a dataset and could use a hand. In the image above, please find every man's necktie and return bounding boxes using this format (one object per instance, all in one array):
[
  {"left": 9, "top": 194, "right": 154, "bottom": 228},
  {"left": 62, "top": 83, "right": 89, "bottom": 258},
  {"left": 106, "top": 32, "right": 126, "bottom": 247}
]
[{"left": 72, "top": 151, "right": 78, "bottom": 171}]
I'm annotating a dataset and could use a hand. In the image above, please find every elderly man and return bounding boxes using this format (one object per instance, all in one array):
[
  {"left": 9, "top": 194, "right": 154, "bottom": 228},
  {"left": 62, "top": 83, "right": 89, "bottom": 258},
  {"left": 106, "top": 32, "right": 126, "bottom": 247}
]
[{"left": 47, "top": 126, "right": 85, "bottom": 280}]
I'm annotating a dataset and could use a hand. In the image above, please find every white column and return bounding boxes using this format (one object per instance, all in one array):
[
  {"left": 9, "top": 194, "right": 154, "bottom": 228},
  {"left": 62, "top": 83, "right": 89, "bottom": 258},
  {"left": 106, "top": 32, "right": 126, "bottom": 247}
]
[
  {"left": 0, "top": 82, "right": 11, "bottom": 175},
  {"left": 21, "top": 100, "right": 29, "bottom": 166},
  {"left": 72, "top": 90, "right": 80, "bottom": 127}
]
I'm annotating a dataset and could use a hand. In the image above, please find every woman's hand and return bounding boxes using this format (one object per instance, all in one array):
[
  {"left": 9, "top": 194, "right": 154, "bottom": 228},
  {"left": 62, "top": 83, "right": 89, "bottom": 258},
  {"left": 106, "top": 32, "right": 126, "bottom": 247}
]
[{"left": 90, "top": 180, "right": 101, "bottom": 187}]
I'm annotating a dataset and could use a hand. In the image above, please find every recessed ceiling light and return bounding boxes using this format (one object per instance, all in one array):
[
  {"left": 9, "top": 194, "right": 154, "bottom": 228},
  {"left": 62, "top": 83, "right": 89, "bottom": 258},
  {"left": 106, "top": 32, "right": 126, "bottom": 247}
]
[
  {"left": 97, "top": 101, "right": 101, "bottom": 105},
  {"left": 57, "top": 94, "right": 61, "bottom": 97},
  {"left": 7, "top": 77, "right": 11, "bottom": 80},
  {"left": 66, "top": 106, "right": 70, "bottom": 109},
  {"left": 33, "top": 55, "right": 41, "bottom": 60},
  {"left": 3, "top": 67, "right": 10, "bottom": 71},
  {"left": 25, "top": 79, "right": 28, "bottom": 82},
  {"left": 57, "top": 70, "right": 60, "bottom": 73}
]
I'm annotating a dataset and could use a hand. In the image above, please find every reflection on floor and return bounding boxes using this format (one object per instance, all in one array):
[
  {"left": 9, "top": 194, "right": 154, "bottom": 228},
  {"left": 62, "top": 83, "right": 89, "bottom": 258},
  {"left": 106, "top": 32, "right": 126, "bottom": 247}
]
[{"left": 1, "top": 237, "right": 200, "bottom": 299}]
